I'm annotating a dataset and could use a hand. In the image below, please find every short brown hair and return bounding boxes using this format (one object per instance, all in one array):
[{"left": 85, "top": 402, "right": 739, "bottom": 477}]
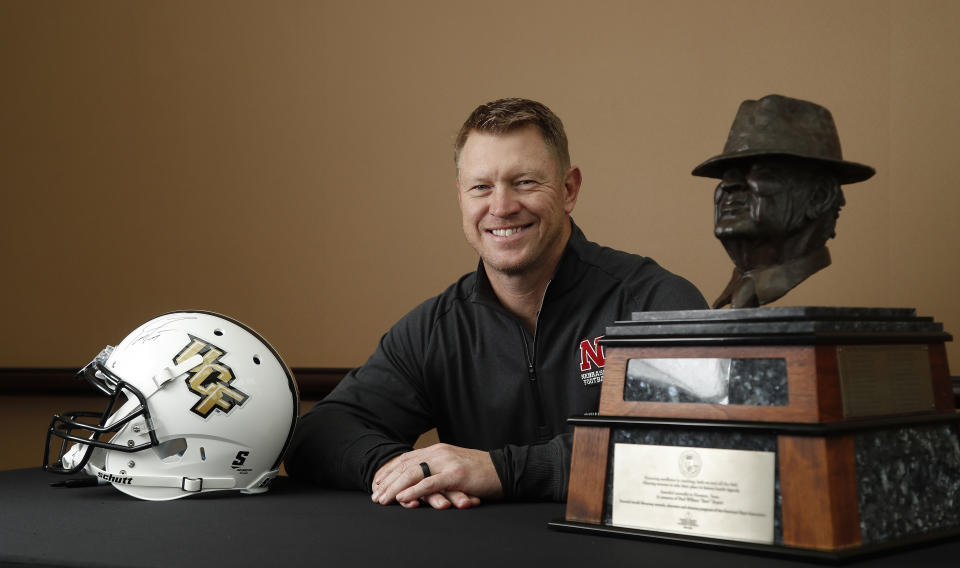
[{"left": 454, "top": 98, "right": 570, "bottom": 172}]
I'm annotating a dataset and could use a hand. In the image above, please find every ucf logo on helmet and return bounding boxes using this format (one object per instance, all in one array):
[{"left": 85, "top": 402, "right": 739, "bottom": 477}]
[{"left": 174, "top": 336, "right": 249, "bottom": 418}]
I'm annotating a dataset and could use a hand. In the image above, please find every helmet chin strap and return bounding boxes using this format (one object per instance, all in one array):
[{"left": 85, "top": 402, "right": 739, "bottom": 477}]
[
  {"left": 61, "top": 443, "right": 91, "bottom": 471},
  {"left": 85, "top": 463, "right": 238, "bottom": 493}
]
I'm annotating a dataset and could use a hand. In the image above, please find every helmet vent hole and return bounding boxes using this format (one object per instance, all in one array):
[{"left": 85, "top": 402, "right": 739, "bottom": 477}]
[
  {"left": 156, "top": 438, "right": 188, "bottom": 463},
  {"left": 253, "top": 355, "right": 261, "bottom": 365},
  {"left": 213, "top": 329, "right": 224, "bottom": 336}
]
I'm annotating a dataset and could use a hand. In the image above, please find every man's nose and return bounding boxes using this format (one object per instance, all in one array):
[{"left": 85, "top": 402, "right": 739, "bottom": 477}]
[
  {"left": 488, "top": 185, "right": 521, "bottom": 217},
  {"left": 718, "top": 170, "right": 747, "bottom": 193},
  {"left": 716, "top": 169, "right": 747, "bottom": 202}
]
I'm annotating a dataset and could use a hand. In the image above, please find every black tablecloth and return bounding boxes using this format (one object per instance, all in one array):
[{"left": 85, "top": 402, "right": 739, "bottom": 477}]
[{"left": 0, "top": 468, "right": 956, "bottom": 567}]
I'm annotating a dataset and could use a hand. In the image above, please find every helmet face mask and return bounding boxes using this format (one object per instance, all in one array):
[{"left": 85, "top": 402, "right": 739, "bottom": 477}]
[
  {"left": 45, "top": 349, "right": 159, "bottom": 475},
  {"left": 44, "top": 312, "right": 299, "bottom": 501}
]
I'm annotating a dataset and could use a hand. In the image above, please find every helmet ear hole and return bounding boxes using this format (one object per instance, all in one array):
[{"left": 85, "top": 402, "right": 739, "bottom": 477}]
[
  {"left": 155, "top": 438, "right": 188, "bottom": 463},
  {"left": 213, "top": 329, "right": 224, "bottom": 336},
  {"left": 253, "top": 355, "right": 261, "bottom": 365}
]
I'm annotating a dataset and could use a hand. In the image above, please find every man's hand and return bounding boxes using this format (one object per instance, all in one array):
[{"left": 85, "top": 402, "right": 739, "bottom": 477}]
[{"left": 370, "top": 443, "right": 503, "bottom": 509}]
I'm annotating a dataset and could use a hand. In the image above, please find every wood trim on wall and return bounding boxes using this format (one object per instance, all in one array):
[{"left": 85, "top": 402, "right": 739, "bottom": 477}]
[
  {"left": 0, "top": 367, "right": 350, "bottom": 399},
  {"left": 2, "top": 369, "right": 958, "bottom": 406}
]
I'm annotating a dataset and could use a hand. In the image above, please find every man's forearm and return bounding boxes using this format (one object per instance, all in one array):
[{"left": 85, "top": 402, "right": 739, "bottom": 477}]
[
  {"left": 284, "top": 405, "right": 413, "bottom": 490},
  {"left": 489, "top": 433, "right": 571, "bottom": 502}
]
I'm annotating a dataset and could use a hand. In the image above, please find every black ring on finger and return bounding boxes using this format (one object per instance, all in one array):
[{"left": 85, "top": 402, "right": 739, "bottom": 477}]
[{"left": 419, "top": 461, "right": 431, "bottom": 478}]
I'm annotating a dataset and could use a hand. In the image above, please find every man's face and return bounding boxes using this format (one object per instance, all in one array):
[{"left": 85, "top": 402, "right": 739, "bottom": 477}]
[
  {"left": 457, "top": 125, "right": 580, "bottom": 277},
  {"left": 714, "top": 158, "right": 810, "bottom": 240}
]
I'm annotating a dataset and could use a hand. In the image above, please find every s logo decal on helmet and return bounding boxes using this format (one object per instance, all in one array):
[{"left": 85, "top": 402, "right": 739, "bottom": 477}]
[
  {"left": 43, "top": 311, "right": 299, "bottom": 501},
  {"left": 175, "top": 336, "right": 249, "bottom": 418}
]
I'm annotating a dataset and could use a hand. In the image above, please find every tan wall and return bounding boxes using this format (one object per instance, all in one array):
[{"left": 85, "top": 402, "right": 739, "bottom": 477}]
[{"left": 2, "top": 1, "right": 958, "bottom": 372}]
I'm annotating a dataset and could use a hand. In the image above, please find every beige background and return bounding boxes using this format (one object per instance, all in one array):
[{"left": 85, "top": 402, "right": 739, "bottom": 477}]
[{"left": 2, "top": 0, "right": 958, "bottom": 371}]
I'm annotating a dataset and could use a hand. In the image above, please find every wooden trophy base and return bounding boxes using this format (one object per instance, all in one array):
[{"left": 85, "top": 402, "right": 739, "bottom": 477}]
[{"left": 555, "top": 307, "right": 960, "bottom": 561}]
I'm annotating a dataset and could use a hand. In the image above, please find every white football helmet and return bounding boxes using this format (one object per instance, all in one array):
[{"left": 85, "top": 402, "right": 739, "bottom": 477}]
[{"left": 44, "top": 311, "right": 299, "bottom": 501}]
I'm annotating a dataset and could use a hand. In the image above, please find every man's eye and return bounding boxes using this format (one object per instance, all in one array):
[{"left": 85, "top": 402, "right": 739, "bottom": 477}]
[
  {"left": 471, "top": 185, "right": 490, "bottom": 191},
  {"left": 518, "top": 179, "right": 535, "bottom": 186}
]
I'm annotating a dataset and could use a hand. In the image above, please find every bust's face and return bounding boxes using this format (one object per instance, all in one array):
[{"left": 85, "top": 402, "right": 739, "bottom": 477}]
[{"left": 714, "top": 158, "right": 811, "bottom": 240}]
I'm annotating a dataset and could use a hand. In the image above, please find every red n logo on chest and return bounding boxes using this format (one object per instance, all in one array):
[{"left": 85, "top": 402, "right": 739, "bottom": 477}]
[{"left": 578, "top": 335, "right": 605, "bottom": 371}]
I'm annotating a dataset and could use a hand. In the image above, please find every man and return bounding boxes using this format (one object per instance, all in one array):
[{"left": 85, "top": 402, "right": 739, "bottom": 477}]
[
  {"left": 285, "top": 98, "right": 706, "bottom": 508},
  {"left": 692, "top": 94, "right": 875, "bottom": 308}
]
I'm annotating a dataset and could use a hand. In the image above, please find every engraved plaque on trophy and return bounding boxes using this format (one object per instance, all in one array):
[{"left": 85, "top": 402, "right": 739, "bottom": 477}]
[
  {"left": 836, "top": 345, "right": 935, "bottom": 417},
  {"left": 611, "top": 444, "right": 776, "bottom": 544}
]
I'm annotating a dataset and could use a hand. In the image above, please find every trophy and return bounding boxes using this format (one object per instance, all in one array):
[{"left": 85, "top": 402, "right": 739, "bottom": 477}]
[{"left": 551, "top": 95, "right": 960, "bottom": 560}]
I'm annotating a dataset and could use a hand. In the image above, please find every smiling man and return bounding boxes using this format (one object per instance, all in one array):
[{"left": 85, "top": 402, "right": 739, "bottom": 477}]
[
  {"left": 285, "top": 98, "right": 706, "bottom": 508},
  {"left": 456, "top": 123, "right": 581, "bottom": 334}
]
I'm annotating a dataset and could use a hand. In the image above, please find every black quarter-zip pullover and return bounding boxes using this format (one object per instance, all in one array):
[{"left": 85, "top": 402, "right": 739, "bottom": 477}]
[{"left": 285, "top": 221, "right": 707, "bottom": 501}]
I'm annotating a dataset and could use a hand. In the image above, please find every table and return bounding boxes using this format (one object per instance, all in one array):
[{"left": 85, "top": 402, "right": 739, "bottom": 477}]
[{"left": 0, "top": 468, "right": 956, "bottom": 567}]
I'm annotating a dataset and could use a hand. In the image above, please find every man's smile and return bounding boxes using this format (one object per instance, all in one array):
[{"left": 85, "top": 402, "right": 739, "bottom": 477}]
[{"left": 486, "top": 223, "right": 534, "bottom": 238}]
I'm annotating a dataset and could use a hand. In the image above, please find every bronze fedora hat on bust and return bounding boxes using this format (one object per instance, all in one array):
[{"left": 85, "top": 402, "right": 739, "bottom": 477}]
[{"left": 692, "top": 94, "right": 875, "bottom": 184}]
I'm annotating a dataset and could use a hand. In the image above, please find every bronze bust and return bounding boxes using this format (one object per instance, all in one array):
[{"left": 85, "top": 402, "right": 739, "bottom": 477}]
[{"left": 692, "top": 94, "right": 875, "bottom": 308}]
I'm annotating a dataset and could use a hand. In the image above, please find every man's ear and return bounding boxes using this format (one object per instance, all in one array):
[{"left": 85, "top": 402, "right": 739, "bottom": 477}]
[
  {"left": 805, "top": 175, "right": 842, "bottom": 221},
  {"left": 563, "top": 166, "right": 582, "bottom": 213}
]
